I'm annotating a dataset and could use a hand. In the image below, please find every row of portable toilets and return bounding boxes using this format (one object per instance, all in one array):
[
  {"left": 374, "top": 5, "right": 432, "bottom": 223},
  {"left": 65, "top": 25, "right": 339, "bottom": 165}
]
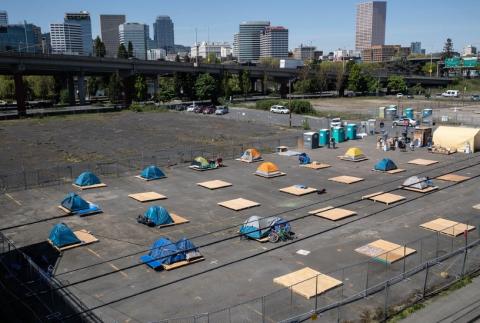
[
  {"left": 304, "top": 125, "right": 358, "bottom": 149},
  {"left": 379, "top": 106, "right": 433, "bottom": 121}
]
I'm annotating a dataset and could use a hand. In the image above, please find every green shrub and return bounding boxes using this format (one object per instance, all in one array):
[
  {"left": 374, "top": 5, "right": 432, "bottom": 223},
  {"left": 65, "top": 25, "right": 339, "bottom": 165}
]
[
  {"left": 129, "top": 103, "right": 144, "bottom": 112},
  {"left": 255, "top": 99, "right": 284, "bottom": 110},
  {"left": 286, "top": 100, "right": 313, "bottom": 114}
]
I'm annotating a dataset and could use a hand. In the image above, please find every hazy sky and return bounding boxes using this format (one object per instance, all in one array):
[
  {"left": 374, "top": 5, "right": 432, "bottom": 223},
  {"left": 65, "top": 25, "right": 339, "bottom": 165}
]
[{"left": 2, "top": 0, "right": 479, "bottom": 52}]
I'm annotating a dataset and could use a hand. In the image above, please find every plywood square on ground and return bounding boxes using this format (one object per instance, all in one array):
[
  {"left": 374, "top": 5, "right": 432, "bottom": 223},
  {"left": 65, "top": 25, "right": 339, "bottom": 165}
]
[
  {"left": 408, "top": 159, "right": 439, "bottom": 166},
  {"left": 328, "top": 176, "right": 364, "bottom": 184},
  {"left": 473, "top": 204, "right": 480, "bottom": 210},
  {"left": 157, "top": 213, "right": 190, "bottom": 228},
  {"left": 279, "top": 186, "right": 317, "bottom": 196},
  {"left": 387, "top": 169, "right": 406, "bottom": 174},
  {"left": 300, "top": 162, "right": 331, "bottom": 170},
  {"left": 235, "top": 157, "right": 263, "bottom": 163},
  {"left": 402, "top": 186, "right": 438, "bottom": 193},
  {"left": 337, "top": 156, "right": 369, "bottom": 162},
  {"left": 273, "top": 267, "right": 342, "bottom": 299},
  {"left": 163, "top": 257, "right": 205, "bottom": 271},
  {"left": 72, "top": 183, "right": 107, "bottom": 190},
  {"left": 364, "top": 192, "right": 405, "bottom": 205},
  {"left": 128, "top": 192, "right": 167, "bottom": 202},
  {"left": 436, "top": 174, "right": 470, "bottom": 182},
  {"left": 254, "top": 172, "right": 286, "bottom": 178},
  {"left": 218, "top": 198, "right": 260, "bottom": 211},
  {"left": 49, "top": 230, "right": 99, "bottom": 252},
  {"left": 309, "top": 206, "right": 357, "bottom": 221},
  {"left": 197, "top": 180, "right": 232, "bottom": 190},
  {"left": 355, "top": 239, "right": 416, "bottom": 264},
  {"left": 134, "top": 175, "right": 166, "bottom": 181},
  {"left": 420, "top": 218, "right": 476, "bottom": 237}
]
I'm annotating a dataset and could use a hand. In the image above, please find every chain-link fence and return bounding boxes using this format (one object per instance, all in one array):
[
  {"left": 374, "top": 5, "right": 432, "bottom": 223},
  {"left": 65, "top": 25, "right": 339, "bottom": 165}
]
[
  {"left": 0, "top": 135, "right": 302, "bottom": 193},
  {"left": 159, "top": 221, "right": 480, "bottom": 323}
]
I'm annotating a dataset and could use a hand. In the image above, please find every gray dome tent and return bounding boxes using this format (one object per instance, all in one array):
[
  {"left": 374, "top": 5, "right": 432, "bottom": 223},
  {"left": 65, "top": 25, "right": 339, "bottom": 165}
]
[{"left": 402, "top": 176, "right": 430, "bottom": 189}]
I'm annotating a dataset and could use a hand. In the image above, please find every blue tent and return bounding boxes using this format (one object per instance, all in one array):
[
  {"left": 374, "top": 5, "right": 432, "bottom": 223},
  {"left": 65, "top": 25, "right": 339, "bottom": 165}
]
[
  {"left": 374, "top": 158, "right": 398, "bottom": 172},
  {"left": 298, "top": 153, "right": 311, "bottom": 165},
  {"left": 140, "top": 238, "right": 185, "bottom": 269},
  {"left": 176, "top": 237, "right": 202, "bottom": 261},
  {"left": 74, "top": 171, "right": 101, "bottom": 187},
  {"left": 49, "top": 223, "right": 81, "bottom": 248},
  {"left": 140, "top": 166, "right": 166, "bottom": 180},
  {"left": 61, "top": 193, "right": 89, "bottom": 211},
  {"left": 144, "top": 206, "right": 173, "bottom": 226}
]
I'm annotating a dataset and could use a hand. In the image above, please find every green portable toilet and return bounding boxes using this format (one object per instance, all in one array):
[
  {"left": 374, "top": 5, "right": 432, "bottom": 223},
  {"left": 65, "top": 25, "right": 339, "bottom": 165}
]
[
  {"left": 405, "top": 108, "right": 414, "bottom": 119},
  {"left": 319, "top": 129, "right": 330, "bottom": 146},
  {"left": 422, "top": 108, "right": 433, "bottom": 118},
  {"left": 346, "top": 124, "right": 357, "bottom": 140},
  {"left": 332, "top": 127, "right": 345, "bottom": 143}
]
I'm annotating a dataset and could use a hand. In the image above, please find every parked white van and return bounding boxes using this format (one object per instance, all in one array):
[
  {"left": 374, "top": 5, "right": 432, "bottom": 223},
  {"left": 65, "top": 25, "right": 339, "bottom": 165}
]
[{"left": 442, "top": 90, "right": 459, "bottom": 98}]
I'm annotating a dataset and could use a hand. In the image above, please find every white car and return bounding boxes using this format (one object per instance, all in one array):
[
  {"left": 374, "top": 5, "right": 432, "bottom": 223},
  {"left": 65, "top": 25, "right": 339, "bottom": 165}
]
[
  {"left": 270, "top": 105, "right": 289, "bottom": 114},
  {"left": 330, "top": 117, "right": 342, "bottom": 128},
  {"left": 396, "top": 93, "right": 404, "bottom": 98},
  {"left": 392, "top": 117, "right": 417, "bottom": 127},
  {"left": 442, "top": 90, "right": 459, "bottom": 98},
  {"left": 186, "top": 104, "right": 196, "bottom": 112}
]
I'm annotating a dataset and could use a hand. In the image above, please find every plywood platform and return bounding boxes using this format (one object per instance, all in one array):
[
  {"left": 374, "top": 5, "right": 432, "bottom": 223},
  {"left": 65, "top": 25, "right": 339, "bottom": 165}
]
[
  {"left": 436, "top": 174, "right": 470, "bottom": 183},
  {"left": 57, "top": 201, "right": 102, "bottom": 217},
  {"left": 420, "top": 218, "right": 476, "bottom": 237},
  {"left": 163, "top": 257, "right": 205, "bottom": 271},
  {"left": 72, "top": 183, "right": 107, "bottom": 190},
  {"left": 189, "top": 165, "right": 217, "bottom": 171},
  {"left": 273, "top": 267, "right": 343, "bottom": 299},
  {"left": 300, "top": 162, "right": 331, "bottom": 170},
  {"left": 134, "top": 175, "right": 166, "bottom": 181},
  {"left": 254, "top": 172, "right": 286, "bottom": 178},
  {"left": 337, "top": 156, "right": 369, "bottom": 162},
  {"left": 235, "top": 157, "right": 263, "bottom": 163},
  {"left": 157, "top": 213, "right": 190, "bottom": 228},
  {"left": 309, "top": 206, "right": 357, "bottom": 221},
  {"left": 408, "top": 159, "right": 439, "bottom": 166},
  {"left": 48, "top": 229, "right": 99, "bottom": 252},
  {"left": 363, "top": 192, "right": 405, "bottom": 205},
  {"left": 328, "top": 176, "right": 364, "bottom": 184},
  {"left": 387, "top": 169, "right": 406, "bottom": 174},
  {"left": 402, "top": 186, "right": 438, "bottom": 193},
  {"left": 218, "top": 198, "right": 260, "bottom": 211},
  {"left": 279, "top": 185, "right": 317, "bottom": 196},
  {"left": 197, "top": 180, "right": 232, "bottom": 190},
  {"left": 355, "top": 239, "right": 416, "bottom": 264},
  {"left": 128, "top": 192, "right": 167, "bottom": 202}
]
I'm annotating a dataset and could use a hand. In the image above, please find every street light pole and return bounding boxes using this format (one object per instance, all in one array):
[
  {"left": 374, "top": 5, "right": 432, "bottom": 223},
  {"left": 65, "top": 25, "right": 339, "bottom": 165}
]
[{"left": 289, "top": 79, "right": 292, "bottom": 128}]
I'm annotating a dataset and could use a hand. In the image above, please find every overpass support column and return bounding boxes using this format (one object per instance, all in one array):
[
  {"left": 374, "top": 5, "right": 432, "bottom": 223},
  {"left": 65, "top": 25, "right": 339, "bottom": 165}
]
[
  {"left": 279, "top": 79, "right": 288, "bottom": 99},
  {"left": 78, "top": 73, "right": 86, "bottom": 105},
  {"left": 14, "top": 73, "right": 26, "bottom": 117},
  {"left": 122, "top": 75, "right": 135, "bottom": 107},
  {"left": 67, "top": 75, "right": 76, "bottom": 106}
]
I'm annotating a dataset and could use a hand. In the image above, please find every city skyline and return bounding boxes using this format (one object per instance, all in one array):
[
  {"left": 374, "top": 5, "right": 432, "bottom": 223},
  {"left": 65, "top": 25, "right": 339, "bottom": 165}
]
[{"left": 1, "top": 0, "right": 479, "bottom": 52}]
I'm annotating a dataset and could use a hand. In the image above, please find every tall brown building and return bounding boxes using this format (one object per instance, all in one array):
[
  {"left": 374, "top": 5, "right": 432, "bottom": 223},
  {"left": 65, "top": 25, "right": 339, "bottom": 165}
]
[
  {"left": 355, "top": 1, "right": 387, "bottom": 52},
  {"left": 100, "top": 14, "right": 126, "bottom": 57},
  {"left": 362, "top": 45, "right": 411, "bottom": 63}
]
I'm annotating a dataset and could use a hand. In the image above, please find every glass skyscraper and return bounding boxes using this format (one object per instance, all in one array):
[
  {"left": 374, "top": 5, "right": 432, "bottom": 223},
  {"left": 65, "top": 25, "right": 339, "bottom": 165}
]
[
  {"left": 237, "top": 21, "right": 270, "bottom": 63},
  {"left": 153, "top": 16, "right": 174, "bottom": 53},
  {"left": 64, "top": 11, "right": 92, "bottom": 55},
  {"left": 355, "top": 1, "right": 387, "bottom": 51}
]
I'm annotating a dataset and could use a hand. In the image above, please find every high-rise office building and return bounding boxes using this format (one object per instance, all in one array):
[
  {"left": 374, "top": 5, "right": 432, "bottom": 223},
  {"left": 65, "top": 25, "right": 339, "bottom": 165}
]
[
  {"left": 233, "top": 33, "right": 239, "bottom": 58},
  {"left": 237, "top": 21, "right": 270, "bottom": 62},
  {"left": 410, "top": 42, "right": 422, "bottom": 54},
  {"left": 355, "top": 1, "right": 387, "bottom": 51},
  {"left": 0, "top": 10, "right": 8, "bottom": 25},
  {"left": 64, "top": 11, "right": 92, "bottom": 55},
  {"left": 100, "top": 14, "right": 126, "bottom": 57},
  {"left": 0, "top": 23, "right": 41, "bottom": 53},
  {"left": 119, "top": 22, "right": 149, "bottom": 59},
  {"left": 293, "top": 45, "right": 316, "bottom": 61},
  {"left": 260, "top": 26, "right": 288, "bottom": 59},
  {"left": 153, "top": 16, "right": 174, "bottom": 53},
  {"left": 361, "top": 45, "right": 410, "bottom": 63},
  {"left": 50, "top": 23, "right": 83, "bottom": 55}
]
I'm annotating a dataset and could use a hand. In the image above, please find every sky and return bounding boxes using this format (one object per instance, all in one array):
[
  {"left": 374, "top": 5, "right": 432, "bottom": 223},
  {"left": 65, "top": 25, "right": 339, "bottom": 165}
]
[{"left": 2, "top": 0, "right": 479, "bottom": 52}]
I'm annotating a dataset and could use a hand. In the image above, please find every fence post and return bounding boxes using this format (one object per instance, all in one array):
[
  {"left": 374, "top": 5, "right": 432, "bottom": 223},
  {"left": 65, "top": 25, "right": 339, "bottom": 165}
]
[
  {"left": 435, "top": 232, "right": 439, "bottom": 258},
  {"left": 365, "top": 261, "right": 370, "bottom": 296},
  {"left": 422, "top": 262, "right": 429, "bottom": 298},
  {"left": 315, "top": 274, "right": 318, "bottom": 312},
  {"left": 23, "top": 170, "right": 27, "bottom": 190},
  {"left": 262, "top": 296, "right": 265, "bottom": 323},
  {"left": 383, "top": 281, "right": 389, "bottom": 321},
  {"left": 462, "top": 229, "right": 468, "bottom": 276},
  {"left": 403, "top": 245, "right": 407, "bottom": 277}
]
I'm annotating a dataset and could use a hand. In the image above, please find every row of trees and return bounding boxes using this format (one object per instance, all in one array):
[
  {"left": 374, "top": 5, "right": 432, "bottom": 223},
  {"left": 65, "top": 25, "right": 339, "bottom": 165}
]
[{"left": 0, "top": 75, "right": 56, "bottom": 101}]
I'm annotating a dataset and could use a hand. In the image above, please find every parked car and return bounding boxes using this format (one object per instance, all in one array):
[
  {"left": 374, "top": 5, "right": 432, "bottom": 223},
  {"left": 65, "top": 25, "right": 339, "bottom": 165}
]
[
  {"left": 194, "top": 105, "right": 205, "bottom": 113},
  {"left": 471, "top": 94, "right": 480, "bottom": 101},
  {"left": 407, "top": 95, "right": 414, "bottom": 99},
  {"left": 202, "top": 105, "right": 216, "bottom": 114},
  {"left": 330, "top": 117, "right": 342, "bottom": 128},
  {"left": 215, "top": 106, "right": 229, "bottom": 115},
  {"left": 270, "top": 105, "right": 289, "bottom": 114},
  {"left": 396, "top": 93, "right": 404, "bottom": 98},
  {"left": 393, "top": 117, "right": 417, "bottom": 127},
  {"left": 175, "top": 104, "right": 187, "bottom": 111},
  {"left": 442, "top": 90, "right": 459, "bottom": 98},
  {"left": 186, "top": 104, "right": 196, "bottom": 112}
]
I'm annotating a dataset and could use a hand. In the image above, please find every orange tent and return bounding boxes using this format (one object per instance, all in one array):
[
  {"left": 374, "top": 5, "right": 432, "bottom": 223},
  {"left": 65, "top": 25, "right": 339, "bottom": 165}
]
[
  {"left": 256, "top": 162, "right": 280, "bottom": 176},
  {"left": 240, "top": 148, "right": 262, "bottom": 162}
]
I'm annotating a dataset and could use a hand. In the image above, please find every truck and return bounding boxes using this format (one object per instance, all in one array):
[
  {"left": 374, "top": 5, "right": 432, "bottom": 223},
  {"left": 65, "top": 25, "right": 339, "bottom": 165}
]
[{"left": 280, "top": 59, "right": 304, "bottom": 69}]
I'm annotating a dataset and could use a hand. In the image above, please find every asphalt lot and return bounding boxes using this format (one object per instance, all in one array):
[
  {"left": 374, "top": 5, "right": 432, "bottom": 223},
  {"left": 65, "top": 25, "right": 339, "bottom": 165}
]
[{"left": 1, "top": 133, "right": 480, "bottom": 322}]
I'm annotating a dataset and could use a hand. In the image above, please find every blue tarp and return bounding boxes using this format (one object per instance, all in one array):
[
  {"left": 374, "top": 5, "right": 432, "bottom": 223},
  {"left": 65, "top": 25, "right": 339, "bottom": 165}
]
[
  {"left": 144, "top": 206, "right": 173, "bottom": 226},
  {"left": 140, "top": 238, "right": 185, "bottom": 269},
  {"left": 74, "top": 171, "right": 101, "bottom": 187},
  {"left": 141, "top": 166, "right": 165, "bottom": 180},
  {"left": 239, "top": 216, "right": 289, "bottom": 240},
  {"left": 49, "top": 223, "right": 81, "bottom": 248},
  {"left": 61, "top": 193, "right": 89, "bottom": 211},
  {"left": 374, "top": 158, "right": 398, "bottom": 171},
  {"left": 298, "top": 153, "right": 311, "bottom": 165}
]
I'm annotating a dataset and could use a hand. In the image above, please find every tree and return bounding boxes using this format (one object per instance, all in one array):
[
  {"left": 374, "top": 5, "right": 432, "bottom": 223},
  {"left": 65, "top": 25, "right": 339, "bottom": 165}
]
[
  {"left": 206, "top": 52, "right": 219, "bottom": 64},
  {"left": 127, "top": 41, "right": 134, "bottom": 58},
  {"left": 25, "top": 76, "right": 55, "bottom": 100},
  {"left": 117, "top": 44, "right": 128, "bottom": 59},
  {"left": 157, "top": 77, "right": 175, "bottom": 102},
  {"left": 86, "top": 77, "right": 101, "bottom": 97},
  {"left": 195, "top": 73, "right": 218, "bottom": 102},
  {"left": 422, "top": 62, "right": 437, "bottom": 76},
  {"left": 0, "top": 75, "right": 15, "bottom": 100},
  {"left": 411, "top": 83, "right": 425, "bottom": 95},
  {"left": 442, "top": 38, "right": 454, "bottom": 60},
  {"left": 240, "top": 70, "right": 251, "bottom": 99},
  {"left": 259, "top": 57, "right": 279, "bottom": 68},
  {"left": 134, "top": 75, "right": 148, "bottom": 101},
  {"left": 347, "top": 64, "right": 367, "bottom": 93},
  {"left": 227, "top": 74, "right": 241, "bottom": 94},
  {"left": 387, "top": 75, "right": 407, "bottom": 93},
  {"left": 93, "top": 36, "right": 106, "bottom": 57},
  {"left": 365, "top": 75, "right": 380, "bottom": 94},
  {"left": 175, "top": 54, "right": 181, "bottom": 62},
  {"left": 183, "top": 54, "right": 190, "bottom": 63},
  {"left": 107, "top": 73, "right": 123, "bottom": 103}
]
